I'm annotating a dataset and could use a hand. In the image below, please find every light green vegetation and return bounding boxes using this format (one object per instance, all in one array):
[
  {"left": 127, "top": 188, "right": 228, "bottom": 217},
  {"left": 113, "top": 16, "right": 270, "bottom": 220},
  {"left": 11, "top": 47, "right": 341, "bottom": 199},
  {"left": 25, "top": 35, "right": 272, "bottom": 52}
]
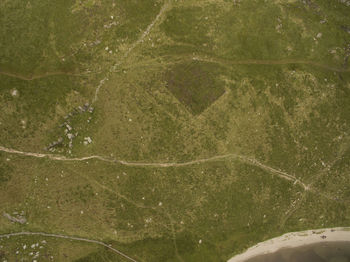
[{"left": 0, "top": 0, "right": 350, "bottom": 261}]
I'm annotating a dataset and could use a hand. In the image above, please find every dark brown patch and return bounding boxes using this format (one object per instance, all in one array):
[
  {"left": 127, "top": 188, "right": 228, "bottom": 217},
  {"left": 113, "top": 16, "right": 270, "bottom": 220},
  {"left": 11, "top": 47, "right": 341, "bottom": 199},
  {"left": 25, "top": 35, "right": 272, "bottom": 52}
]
[{"left": 165, "top": 61, "right": 225, "bottom": 115}]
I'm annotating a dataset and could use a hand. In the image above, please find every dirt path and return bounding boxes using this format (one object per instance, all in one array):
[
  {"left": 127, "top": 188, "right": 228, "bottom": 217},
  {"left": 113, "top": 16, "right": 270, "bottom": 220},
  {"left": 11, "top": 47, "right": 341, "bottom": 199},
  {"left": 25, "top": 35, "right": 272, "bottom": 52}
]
[
  {"left": 93, "top": 1, "right": 171, "bottom": 103},
  {"left": 0, "top": 231, "right": 138, "bottom": 262},
  {"left": 0, "top": 145, "right": 307, "bottom": 190},
  {"left": 122, "top": 2, "right": 170, "bottom": 60},
  {"left": 189, "top": 56, "right": 350, "bottom": 72},
  {"left": 0, "top": 71, "right": 87, "bottom": 81}
]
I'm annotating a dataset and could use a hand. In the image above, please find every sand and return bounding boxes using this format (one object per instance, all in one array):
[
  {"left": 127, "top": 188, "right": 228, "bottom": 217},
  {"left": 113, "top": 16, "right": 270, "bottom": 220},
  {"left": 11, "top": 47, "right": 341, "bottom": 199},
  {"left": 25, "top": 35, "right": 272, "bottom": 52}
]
[{"left": 228, "top": 227, "right": 350, "bottom": 262}]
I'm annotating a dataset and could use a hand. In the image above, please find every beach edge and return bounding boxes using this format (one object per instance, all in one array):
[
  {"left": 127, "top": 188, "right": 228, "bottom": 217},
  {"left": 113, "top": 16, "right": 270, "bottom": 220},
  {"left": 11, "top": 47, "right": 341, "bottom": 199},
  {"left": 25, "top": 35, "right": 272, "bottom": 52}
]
[{"left": 227, "top": 227, "right": 350, "bottom": 262}]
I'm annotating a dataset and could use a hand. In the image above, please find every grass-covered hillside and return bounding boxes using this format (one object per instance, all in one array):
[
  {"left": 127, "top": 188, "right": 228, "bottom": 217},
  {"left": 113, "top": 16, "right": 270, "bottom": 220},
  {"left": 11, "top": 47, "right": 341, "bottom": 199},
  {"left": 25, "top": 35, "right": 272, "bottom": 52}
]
[{"left": 0, "top": 0, "right": 350, "bottom": 261}]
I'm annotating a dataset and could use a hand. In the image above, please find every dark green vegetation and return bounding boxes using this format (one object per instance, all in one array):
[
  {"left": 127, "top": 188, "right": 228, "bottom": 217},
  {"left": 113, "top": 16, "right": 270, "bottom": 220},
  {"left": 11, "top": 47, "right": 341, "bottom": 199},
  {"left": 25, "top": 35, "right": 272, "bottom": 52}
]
[{"left": 1, "top": 0, "right": 350, "bottom": 261}]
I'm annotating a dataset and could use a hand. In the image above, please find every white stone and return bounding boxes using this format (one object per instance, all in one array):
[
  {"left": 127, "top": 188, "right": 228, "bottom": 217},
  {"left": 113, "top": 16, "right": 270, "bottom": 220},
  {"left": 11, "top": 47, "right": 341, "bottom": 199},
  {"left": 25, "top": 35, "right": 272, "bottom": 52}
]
[
  {"left": 11, "top": 89, "right": 18, "bottom": 97},
  {"left": 84, "top": 137, "right": 92, "bottom": 144}
]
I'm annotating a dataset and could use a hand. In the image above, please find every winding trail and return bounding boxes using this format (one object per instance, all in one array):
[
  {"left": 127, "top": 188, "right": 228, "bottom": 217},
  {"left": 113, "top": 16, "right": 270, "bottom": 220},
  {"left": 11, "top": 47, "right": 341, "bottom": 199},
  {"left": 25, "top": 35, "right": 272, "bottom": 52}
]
[
  {"left": 0, "top": 231, "right": 138, "bottom": 262},
  {"left": 0, "top": 145, "right": 307, "bottom": 190}
]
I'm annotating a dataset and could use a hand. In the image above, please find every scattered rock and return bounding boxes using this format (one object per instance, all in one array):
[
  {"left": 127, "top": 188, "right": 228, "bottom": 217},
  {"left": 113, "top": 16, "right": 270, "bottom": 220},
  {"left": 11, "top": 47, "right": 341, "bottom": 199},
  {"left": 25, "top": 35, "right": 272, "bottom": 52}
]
[
  {"left": 46, "top": 137, "right": 63, "bottom": 150},
  {"left": 84, "top": 137, "right": 92, "bottom": 145},
  {"left": 3, "top": 212, "right": 27, "bottom": 224},
  {"left": 11, "top": 89, "right": 18, "bottom": 97},
  {"left": 21, "top": 120, "right": 26, "bottom": 129}
]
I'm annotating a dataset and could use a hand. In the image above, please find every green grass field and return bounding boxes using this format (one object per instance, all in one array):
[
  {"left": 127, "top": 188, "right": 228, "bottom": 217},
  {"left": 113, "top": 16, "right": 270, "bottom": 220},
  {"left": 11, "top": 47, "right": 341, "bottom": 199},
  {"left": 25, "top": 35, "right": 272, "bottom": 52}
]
[{"left": 0, "top": 0, "right": 350, "bottom": 261}]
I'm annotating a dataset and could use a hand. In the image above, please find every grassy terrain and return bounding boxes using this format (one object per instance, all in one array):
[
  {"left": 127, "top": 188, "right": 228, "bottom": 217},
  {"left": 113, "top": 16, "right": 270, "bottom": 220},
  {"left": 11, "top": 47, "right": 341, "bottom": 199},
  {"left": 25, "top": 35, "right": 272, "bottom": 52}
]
[{"left": 0, "top": 0, "right": 350, "bottom": 261}]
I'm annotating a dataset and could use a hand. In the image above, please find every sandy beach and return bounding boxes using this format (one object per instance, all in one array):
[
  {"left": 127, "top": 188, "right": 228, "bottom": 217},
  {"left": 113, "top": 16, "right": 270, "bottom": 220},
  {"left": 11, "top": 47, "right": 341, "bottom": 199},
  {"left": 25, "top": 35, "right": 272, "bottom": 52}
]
[{"left": 228, "top": 227, "right": 350, "bottom": 262}]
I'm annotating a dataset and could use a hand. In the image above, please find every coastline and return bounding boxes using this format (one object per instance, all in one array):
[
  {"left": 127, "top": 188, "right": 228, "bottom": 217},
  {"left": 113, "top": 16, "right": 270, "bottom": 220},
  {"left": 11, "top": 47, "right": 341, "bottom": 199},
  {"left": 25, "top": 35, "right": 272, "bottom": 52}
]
[{"left": 227, "top": 227, "right": 350, "bottom": 262}]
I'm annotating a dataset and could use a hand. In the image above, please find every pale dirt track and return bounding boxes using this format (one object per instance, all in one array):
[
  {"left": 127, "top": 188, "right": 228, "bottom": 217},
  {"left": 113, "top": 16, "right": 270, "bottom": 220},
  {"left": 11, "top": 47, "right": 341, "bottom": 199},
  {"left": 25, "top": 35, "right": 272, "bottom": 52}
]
[
  {"left": 190, "top": 56, "right": 350, "bottom": 72},
  {"left": 0, "top": 231, "right": 138, "bottom": 262},
  {"left": 2, "top": 58, "right": 348, "bottom": 82},
  {"left": 0, "top": 71, "right": 85, "bottom": 81},
  {"left": 0, "top": 145, "right": 307, "bottom": 190},
  {"left": 92, "top": 1, "right": 171, "bottom": 103}
]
